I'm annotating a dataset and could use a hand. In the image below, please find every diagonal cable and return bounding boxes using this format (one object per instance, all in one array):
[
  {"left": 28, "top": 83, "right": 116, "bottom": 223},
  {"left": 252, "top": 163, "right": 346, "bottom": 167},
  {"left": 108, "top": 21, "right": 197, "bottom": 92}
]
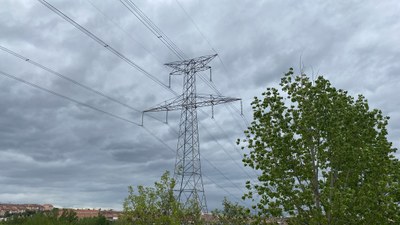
[
  {"left": 117, "top": 0, "right": 256, "bottom": 181},
  {"left": 0, "top": 45, "right": 165, "bottom": 124},
  {"left": 35, "top": 0, "right": 254, "bottom": 197},
  {"left": 174, "top": 0, "right": 250, "bottom": 127},
  {"left": 0, "top": 69, "right": 141, "bottom": 126},
  {"left": 37, "top": 0, "right": 176, "bottom": 95},
  {"left": 0, "top": 68, "right": 247, "bottom": 201}
]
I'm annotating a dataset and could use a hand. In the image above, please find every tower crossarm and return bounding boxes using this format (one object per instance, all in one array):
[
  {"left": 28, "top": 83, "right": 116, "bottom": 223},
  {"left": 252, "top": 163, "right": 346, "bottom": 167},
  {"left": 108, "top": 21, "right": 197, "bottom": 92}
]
[
  {"left": 143, "top": 94, "right": 241, "bottom": 112},
  {"left": 165, "top": 54, "right": 217, "bottom": 75}
]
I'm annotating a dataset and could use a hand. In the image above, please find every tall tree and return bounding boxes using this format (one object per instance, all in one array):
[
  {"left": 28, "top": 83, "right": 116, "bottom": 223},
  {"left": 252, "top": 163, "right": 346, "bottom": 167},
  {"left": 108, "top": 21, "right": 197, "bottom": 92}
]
[{"left": 238, "top": 68, "right": 400, "bottom": 224}]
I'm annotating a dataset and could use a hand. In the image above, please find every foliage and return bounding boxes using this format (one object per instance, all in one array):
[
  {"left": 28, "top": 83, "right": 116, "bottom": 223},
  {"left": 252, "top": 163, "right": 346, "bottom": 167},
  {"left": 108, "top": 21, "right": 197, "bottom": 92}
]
[
  {"left": 122, "top": 171, "right": 203, "bottom": 224},
  {"left": 75, "top": 215, "right": 110, "bottom": 225},
  {"left": 1, "top": 172, "right": 204, "bottom": 225},
  {"left": 59, "top": 209, "right": 78, "bottom": 223},
  {"left": 211, "top": 197, "right": 251, "bottom": 225},
  {"left": 0, "top": 211, "right": 126, "bottom": 225},
  {"left": 238, "top": 68, "right": 400, "bottom": 224}
]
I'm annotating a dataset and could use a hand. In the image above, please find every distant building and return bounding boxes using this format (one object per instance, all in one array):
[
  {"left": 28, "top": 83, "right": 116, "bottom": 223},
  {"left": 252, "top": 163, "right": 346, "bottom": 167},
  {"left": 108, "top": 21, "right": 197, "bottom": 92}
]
[
  {"left": 0, "top": 203, "right": 121, "bottom": 221},
  {"left": 0, "top": 203, "right": 54, "bottom": 218},
  {"left": 72, "top": 209, "right": 100, "bottom": 218},
  {"left": 101, "top": 210, "right": 120, "bottom": 221},
  {"left": 59, "top": 208, "right": 121, "bottom": 221},
  {"left": 43, "top": 204, "right": 54, "bottom": 211}
]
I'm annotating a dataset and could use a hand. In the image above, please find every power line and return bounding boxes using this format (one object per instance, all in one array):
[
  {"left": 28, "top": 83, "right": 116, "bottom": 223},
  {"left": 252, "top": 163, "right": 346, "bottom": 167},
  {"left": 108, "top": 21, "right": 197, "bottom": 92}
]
[
  {"left": 171, "top": 0, "right": 255, "bottom": 177},
  {"left": 37, "top": 0, "right": 176, "bottom": 95},
  {"left": 0, "top": 45, "right": 138, "bottom": 113},
  {"left": 0, "top": 68, "right": 245, "bottom": 202},
  {"left": 117, "top": 0, "right": 250, "bottom": 137},
  {"left": 198, "top": 122, "right": 258, "bottom": 184},
  {"left": 84, "top": 0, "right": 164, "bottom": 65},
  {"left": 117, "top": 0, "right": 255, "bottom": 182},
  {"left": 80, "top": 0, "right": 248, "bottom": 138},
  {"left": 119, "top": 0, "right": 185, "bottom": 58},
  {"left": 35, "top": 0, "right": 253, "bottom": 198},
  {"left": 118, "top": 0, "right": 249, "bottom": 129},
  {"left": 197, "top": 105, "right": 258, "bottom": 180},
  {"left": 174, "top": 0, "right": 251, "bottom": 128},
  {"left": 144, "top": 124, "right": 247, "bottom": 197},
  {"left": 144, "top": 110, "right": 254, "bottom": 194},
  {"left": 0, "top": 69, "right": 141, "bottom": 126},
  {"left": 174, "top": 0, "right": 228, "bottom": 76},
  {"left": 118, "top": 0, "right": 221, "bottom": 96},
  {"left": 143, "top": 55, "right": 244, "bottom": 211},
  {"left": 203, "top": 174, "right": 245, "bottom": 204},
  {"left": 36, "top": 1, "right": 249, "bottom": 140},
  {"left": 174, "top": 0, "right": 213, "bottom": 56},
  {"left": 0, "top": 44, "right": 166, "bottom": 124}
]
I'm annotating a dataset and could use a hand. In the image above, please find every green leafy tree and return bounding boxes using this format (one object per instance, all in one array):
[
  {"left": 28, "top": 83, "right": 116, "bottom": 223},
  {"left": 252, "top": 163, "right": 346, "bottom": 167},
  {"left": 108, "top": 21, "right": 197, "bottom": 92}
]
[
  {"left": 211, "top": 197, "right": 251, "bottom": 225},
  {"left": 122, "top": 171, "right": 202, "bottom": 224},
  {"left": 238, "top": 68, "right": 400, "bottom": 224}
]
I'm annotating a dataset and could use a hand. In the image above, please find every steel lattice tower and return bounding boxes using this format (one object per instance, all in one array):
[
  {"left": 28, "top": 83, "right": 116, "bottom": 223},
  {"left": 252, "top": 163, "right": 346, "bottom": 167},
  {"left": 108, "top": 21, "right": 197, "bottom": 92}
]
[{"left": 144, "top": 54, "right": 240, "bottom": 212}]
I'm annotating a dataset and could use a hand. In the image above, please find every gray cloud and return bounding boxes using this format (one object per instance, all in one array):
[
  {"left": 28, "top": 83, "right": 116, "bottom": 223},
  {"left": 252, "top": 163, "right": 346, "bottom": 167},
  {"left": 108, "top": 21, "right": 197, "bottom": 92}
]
[{"left": 1, "top": 0, "right": 399, "bottom": 211}]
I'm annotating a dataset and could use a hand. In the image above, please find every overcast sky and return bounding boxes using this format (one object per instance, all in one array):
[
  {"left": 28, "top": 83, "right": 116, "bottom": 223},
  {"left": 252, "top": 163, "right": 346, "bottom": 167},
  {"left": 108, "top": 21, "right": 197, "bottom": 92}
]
[{"left": 1, "top": 0, "right": 399, "bottom": 211}]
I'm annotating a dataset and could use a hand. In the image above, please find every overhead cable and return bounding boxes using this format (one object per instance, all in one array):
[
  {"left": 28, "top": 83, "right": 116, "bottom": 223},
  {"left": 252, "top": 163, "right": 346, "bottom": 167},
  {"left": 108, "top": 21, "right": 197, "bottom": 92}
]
[
  {"left": 0, "top": 69, "right": 141, "bottom": 126},
  {"left": 174, "top": 0, "right": 250, "bottom": 127},
  {"left": 0, "top": 45, "right": 166, "bottom": 124},
  {"left": 0, "top": 68, "right": 246, "bottom": 201},
  {"left": 119, "top": 0, "right": 221, "bottom": 96},
  {"left": 37, "top": 0, "right": 176, "bottom": 95},
  {"left": 35, "top": 0, "right": 253, "bottom": 197},
  {"left": 118, "top": 0, "right": 255, "bottom": 180}
]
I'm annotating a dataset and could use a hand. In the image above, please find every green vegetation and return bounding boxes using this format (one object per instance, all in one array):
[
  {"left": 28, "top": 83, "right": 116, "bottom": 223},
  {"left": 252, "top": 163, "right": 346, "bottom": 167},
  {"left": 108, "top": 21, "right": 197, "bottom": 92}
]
[
  {"left": 211, "top": 197, "right": 252, "bottom": 225},
  {"left": 0, "top": 173, "right": 250, "bottom": 225},
  {"left": 0, "top": 209, "right": 127, "bottom": 225},
  {"left": 3, "top": 68, "right": 400, "bottom": 225},
  {"left": 121, "top": 171, "right": 203, "bottom": 224},
  {"left": 121, "top": 171, "right": 256, "bottom": 224},
  {"left": 238, "top": 68, "right": 400, "bottom": 224}
]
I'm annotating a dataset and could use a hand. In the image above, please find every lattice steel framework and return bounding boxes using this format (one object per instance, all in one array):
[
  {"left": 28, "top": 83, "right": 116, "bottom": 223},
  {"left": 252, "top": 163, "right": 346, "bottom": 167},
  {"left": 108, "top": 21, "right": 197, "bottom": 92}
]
[{"left": 144, "top": 54, "right": 240, "bottom": 212}]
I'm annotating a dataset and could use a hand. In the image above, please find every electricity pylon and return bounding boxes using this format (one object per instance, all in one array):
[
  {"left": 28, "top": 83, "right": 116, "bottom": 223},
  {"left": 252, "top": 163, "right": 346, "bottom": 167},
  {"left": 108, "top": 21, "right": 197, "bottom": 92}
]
[{"left": 143, "top": 54, "right": 241, "bottom": 212}]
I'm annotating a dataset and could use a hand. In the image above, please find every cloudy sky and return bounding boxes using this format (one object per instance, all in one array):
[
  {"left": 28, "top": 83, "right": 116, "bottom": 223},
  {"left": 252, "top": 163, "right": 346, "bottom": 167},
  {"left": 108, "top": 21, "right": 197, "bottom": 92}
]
[{"left": 1, "top": 0, "right": 399, "bottom": 211}]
